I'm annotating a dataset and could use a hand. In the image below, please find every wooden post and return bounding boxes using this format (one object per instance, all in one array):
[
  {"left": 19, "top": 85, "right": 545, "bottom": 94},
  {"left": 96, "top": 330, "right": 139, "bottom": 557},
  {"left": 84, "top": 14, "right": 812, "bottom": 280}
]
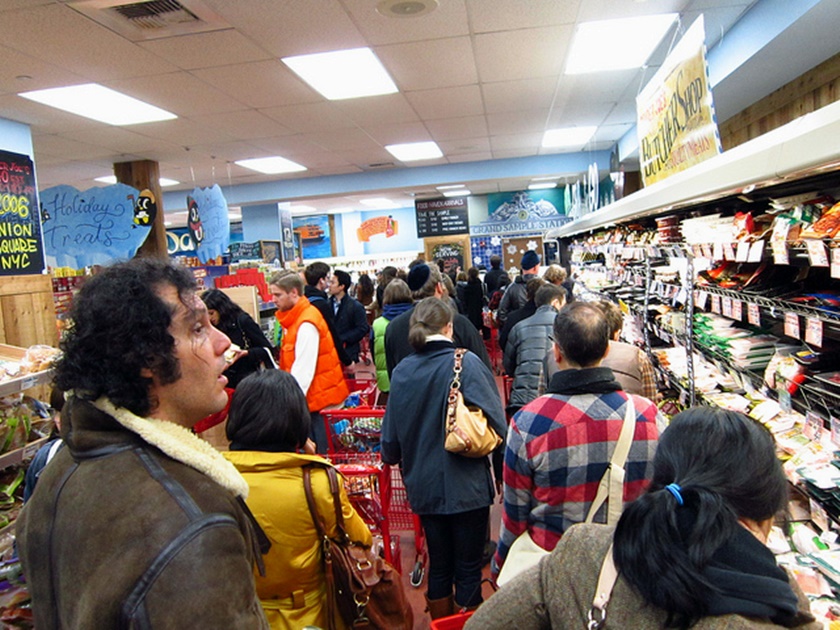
[{"left": 113, "top": 160, "right": 167, "bottom": 259}]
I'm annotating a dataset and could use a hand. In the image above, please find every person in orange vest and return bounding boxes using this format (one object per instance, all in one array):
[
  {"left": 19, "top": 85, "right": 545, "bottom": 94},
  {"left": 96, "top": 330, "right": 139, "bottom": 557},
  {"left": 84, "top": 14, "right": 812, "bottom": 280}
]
[{"left": 268, "top": 270, "right": 349, "bottom": 453}]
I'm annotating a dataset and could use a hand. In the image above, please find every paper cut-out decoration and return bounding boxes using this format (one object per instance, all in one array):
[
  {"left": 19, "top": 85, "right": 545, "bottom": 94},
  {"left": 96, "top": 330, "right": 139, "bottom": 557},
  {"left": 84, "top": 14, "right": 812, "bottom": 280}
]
[
  {"left": 133, "top": 189, "right": 157, "bottom": 227},
  {"left": 40, "top": 183, "right": 149, "bottom": 269},
  {"left": 187, "top": 184, "right": 229, "bottom": 263}
]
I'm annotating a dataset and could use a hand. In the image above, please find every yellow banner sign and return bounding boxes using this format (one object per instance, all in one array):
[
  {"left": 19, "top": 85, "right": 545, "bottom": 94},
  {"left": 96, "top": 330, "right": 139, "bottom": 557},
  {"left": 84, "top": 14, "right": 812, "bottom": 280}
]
[
  {"left": 357, "top": 215, "right": 398, "bottom": 242},
  {"left": 637, "top": 16, "right": 721, "bottom": 187}
]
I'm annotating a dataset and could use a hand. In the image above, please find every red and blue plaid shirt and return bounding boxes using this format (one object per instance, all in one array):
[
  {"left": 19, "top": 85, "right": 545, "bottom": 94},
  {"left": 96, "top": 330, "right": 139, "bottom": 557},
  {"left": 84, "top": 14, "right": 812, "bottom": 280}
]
[{"left": 494, "top": 367, "right": 661, "bottom": 573}]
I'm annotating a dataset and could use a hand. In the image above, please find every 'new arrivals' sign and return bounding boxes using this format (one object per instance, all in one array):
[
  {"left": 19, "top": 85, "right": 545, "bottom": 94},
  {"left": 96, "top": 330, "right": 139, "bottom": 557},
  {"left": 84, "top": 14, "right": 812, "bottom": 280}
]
[{"left": 636, "top": 15, "right": 721, "bottom": 187}]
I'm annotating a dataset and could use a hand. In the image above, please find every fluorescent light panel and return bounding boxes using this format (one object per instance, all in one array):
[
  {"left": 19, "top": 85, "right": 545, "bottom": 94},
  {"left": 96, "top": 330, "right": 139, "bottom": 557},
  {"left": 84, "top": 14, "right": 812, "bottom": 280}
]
[
  {"left": 282, "top": 47, "right": 398, "bottom": 100},
  {"left": 360, "top": 197, "right": 399, "bottom": 209},
  {"left": 528, "top": 182, "right": 557, "bottom": 190},
  {"left": 566, "top": 14, "right": 677, "bottom": 74},
  {"left": 542, "top": 126, "right": 597, "bottom": 148},
  {"left": 19, "top": 83, "right": 176, "bottom": 125},
  {"left": 436, "top": 184, "right": 465, "bottom": 190},
  {"left": 386, "top": 141, "right": 443, "bottom": 162},
  {"left": 235, "top": 156, "right": 307, "bottom": 174},
  {"left": 443, "top": 189, "right": 470, "bottom": 198},
  {"left": 95, "top": 175, "right": 180, "bottom": 186}
]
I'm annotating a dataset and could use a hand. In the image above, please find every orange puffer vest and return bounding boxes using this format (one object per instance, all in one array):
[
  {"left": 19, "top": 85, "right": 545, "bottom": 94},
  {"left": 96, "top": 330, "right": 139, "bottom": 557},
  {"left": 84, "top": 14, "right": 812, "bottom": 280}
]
[{"left": 276, "top": 297, "right": 349, "bottom": 412}]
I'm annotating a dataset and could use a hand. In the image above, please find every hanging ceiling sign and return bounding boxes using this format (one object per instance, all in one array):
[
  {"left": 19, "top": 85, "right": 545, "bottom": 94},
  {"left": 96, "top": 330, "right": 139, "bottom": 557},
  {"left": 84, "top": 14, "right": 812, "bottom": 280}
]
[
  {"left": 187, "top": 184, "right": 230, "bottom": 264},
  {"left": 636, "top": 15, "right": 722, "bottom": 187},
  {"left": 415, "top": 197, "right": 469, "bottom": 237},
  {"left": 472, "top": 190, "right": 570, "bottom": 236},
  {"left": 0, "top": 150, "right": 44, "bottom": 275},
  {"left": 40, "top": 182, "right": 149, "bottom": 269}
]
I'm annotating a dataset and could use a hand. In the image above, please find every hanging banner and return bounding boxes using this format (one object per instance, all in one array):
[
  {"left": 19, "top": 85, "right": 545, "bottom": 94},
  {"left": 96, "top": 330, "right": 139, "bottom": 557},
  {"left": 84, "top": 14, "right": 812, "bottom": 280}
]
[
  {"left": 472, "top": 189, "right": 569, "bottom": 236},
  {"left": 637, "top": 15, "right": 721, "bottom": 187},
  {"left": 40, "top": 183, "right": 150, "bottom": 269},
  {"left": 0, "top": 150, "right": 44, "bottom": 275},
  {"left": 278, "top": 204, "right": 295, "bottom": 264},
  {"left": 416, "top": 198, "right": 469, "bottom": 237},
  {"left": 187, "top": 184, "right": 230, "bottom": 264}
]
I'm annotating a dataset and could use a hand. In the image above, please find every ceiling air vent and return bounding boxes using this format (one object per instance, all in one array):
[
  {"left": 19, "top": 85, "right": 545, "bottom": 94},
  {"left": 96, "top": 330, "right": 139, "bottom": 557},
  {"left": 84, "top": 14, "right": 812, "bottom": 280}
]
[
  {"left": 366, "top": 161, "right": 397, "bottom": 170},
  {"left": 69, "top": 0, "right": 230, "bottom": 41}
]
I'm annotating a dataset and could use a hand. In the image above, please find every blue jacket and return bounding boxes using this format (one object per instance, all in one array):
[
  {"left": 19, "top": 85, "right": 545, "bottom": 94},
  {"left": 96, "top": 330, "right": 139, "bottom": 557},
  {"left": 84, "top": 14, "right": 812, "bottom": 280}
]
[{"left": 382, "top": 340, "right": 506, "bottom": 515}]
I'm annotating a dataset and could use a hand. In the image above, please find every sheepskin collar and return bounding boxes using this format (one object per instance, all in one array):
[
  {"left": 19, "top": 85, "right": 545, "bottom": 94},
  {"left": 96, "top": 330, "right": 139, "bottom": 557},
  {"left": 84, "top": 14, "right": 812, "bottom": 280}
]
[{"left": 90, "top": 397, "right": 249, "bottom": 499}]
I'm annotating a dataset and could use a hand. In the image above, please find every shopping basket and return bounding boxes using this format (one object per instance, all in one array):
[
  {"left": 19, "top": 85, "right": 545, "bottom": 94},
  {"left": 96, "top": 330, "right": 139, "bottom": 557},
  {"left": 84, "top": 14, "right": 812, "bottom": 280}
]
[
  {"left": 430, "top": 611, "right": 474, "bottom": 629},
  {"left": 382, "top": 462, "right": 427, "bottom": 587}
]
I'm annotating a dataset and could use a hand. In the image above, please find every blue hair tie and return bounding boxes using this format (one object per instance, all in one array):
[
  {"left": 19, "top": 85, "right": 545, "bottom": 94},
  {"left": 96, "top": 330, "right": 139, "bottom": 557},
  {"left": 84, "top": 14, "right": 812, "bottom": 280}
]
[{"left": 665, "top": 483, "right": 684, "bottom": 506}]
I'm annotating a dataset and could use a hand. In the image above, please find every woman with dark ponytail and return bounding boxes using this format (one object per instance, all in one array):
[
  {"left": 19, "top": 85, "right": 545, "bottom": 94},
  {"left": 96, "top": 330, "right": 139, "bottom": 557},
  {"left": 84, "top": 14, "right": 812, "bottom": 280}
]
[
  {"left": 467, "top": 406, "right": 821, "bottom": 629},
  {"left": 382, "top": 297, "right": 506, "bottom": 622}
]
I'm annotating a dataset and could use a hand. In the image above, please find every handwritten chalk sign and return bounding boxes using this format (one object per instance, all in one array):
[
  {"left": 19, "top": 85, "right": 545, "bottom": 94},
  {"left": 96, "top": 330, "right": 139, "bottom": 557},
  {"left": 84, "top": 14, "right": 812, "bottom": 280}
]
[
  {"left": 0, "top": 150, "right": 45, "bottom": 275},
  {"left": 415, "top": 198, "right": 469, "bottom": 237},
  {"left": 188, "top": 185, "right": 230, "bottom": 264}
]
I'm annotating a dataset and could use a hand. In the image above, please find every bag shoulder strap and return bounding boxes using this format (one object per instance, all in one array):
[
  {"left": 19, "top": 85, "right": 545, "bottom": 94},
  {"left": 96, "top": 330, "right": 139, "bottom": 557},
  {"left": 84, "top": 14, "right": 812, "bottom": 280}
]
[
  {"left": 303, "top": 464, "right": 350, "bottom": 542},
  {"left": 587, "top": 543, "right": 618, "bottom": 630},
  {"left": 303, "top": 465, "right": 328, "bottom": 539},
  {"left": 584, "top": 396, "right": 636, "bottom": 525}
]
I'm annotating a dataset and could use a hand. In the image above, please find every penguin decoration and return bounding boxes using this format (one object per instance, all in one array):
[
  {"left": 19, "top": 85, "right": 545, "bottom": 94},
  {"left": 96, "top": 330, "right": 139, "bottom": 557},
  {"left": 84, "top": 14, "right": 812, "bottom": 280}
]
[
  {"left": 187, "top": 195, "right": 204, "bottom": 246},
  {"left": 133, "top": 189, "right": 157, "bottom": 228}
]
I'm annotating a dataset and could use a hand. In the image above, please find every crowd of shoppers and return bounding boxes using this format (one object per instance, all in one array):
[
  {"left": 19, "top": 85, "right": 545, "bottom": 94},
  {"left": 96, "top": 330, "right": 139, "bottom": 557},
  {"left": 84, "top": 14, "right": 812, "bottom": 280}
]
[{"left": 22, "top": 254, "right": 818, "bottom": 629}]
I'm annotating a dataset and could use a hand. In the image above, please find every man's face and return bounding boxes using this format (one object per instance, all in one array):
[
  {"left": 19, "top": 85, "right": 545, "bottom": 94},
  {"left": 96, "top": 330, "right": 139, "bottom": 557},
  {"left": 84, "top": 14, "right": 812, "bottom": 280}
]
[
  {"left": 270, "top": 284, "right": 298, "bottom": 312},
  {"left": 147, "top": 285, "right": 230, "bottom": 427},
  {"left": 328, "top": 275, "right": 344, "bottom": 297},
  {"left": 317, "top": 274, "right": 329, "bottom": 291}
]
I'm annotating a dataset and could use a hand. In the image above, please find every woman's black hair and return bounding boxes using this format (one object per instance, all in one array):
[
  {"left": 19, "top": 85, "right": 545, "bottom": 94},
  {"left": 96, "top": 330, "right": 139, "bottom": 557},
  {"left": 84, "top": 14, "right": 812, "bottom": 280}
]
[
  {"left": 200, "top": 289, "right": 245, "bottom": 326},
  {"left": 408, "top": 297, "right": 454, "bottom": 351},
  {"left": 226, "top": 370, "right": 310, "bottom": 451},
  {"left": 613, "top": 406, "right": 788, "bottom": 628},
  {"left": 54, "top": 258, "right": 196, "bottom": 417}
]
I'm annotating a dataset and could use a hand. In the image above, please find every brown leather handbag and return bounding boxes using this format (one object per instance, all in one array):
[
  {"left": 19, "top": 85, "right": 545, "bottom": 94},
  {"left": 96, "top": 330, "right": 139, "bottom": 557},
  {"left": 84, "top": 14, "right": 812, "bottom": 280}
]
[
  {"left": 303, "top": 464, "right": 413, "bottom": 630},
  {"left": 444, "top": 348, "right": 502, "bottom": 457}
]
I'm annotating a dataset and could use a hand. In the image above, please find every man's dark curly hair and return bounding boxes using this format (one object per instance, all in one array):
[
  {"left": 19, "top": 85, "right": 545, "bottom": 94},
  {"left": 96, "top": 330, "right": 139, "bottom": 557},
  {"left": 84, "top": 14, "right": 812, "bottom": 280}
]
[{"left": 54, "top": 258, "right": 198, "bottom": 417}]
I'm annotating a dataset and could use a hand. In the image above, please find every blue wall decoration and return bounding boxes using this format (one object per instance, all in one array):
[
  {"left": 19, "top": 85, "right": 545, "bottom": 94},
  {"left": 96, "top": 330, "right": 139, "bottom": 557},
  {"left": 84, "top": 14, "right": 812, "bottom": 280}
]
[
  {"left": 188, "top": 184, "right": 230, "bottom": 264},
  {"left": 293, "top": 214, "right": 332, "bottom": 259},
  {"left": 40, "top": 183, "right": 149, "bottom": 269},
  {"left": 471, "top": 189, "right": 570, "bottom": 236}
]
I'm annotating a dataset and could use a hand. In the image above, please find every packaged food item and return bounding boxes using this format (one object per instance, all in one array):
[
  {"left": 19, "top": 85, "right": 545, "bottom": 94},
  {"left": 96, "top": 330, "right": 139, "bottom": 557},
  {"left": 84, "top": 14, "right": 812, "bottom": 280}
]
[
  {"left": 20, "top": 346, "right": 61, "bottom": 374},
  {"left": 801, "top": 201, "right": 840, "bottom": 239}
]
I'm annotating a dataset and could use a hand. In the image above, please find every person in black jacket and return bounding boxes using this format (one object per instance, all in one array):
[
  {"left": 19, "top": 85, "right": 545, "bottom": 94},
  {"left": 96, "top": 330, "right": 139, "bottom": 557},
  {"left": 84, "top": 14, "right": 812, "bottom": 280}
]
[
  {"left": 384, "top": 261, "right": 492, "bottom": 378},
  {"left": 201, "top": 289, "right": 275, "bottom": 388},
  {"left": 483, "top": 255, "right": 505, "bottom": 295},
  {"left": 303, "top": 261, "right": 351, "bottom": 366},
  {"left": 328, "top": 269, "right": 370, "bottom": 364}
]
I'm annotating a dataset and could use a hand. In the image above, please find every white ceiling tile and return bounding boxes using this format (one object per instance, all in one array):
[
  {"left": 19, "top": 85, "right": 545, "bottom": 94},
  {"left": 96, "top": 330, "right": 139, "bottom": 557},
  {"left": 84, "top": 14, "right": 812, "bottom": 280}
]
[
  {"left": 192, "top": 60, "right": 321, "bottom": 109},
  {"left": 473, "top": 25, "right": 573, "bottom": 82},
  {"left": 490, "top": 133, "right": 543, "bottom": 152},
  {"left": 59, "top": 127, "right": 167, "bottom": 155},
  {"left": 260, "top": 102, "right": 357, "bottom": 132},
  {"left": 426, "top": 116, "right": 489, "bottom": 141},
  {"left": 248, "top": 134, "right": 329, "bottom": 156},
  {"left": 482, "top": 78, "right": 559, "bottom": 114},
  {"left": 466, "top": 0, "right": 580, "bottom": 33},
  {"left": 492, "top": 148, "right": 535, "bottom": 159},
  {"left": 405, "top": 85, "right": 484, "bottom": 120},
  {"left": 333, "top": 93, "right": 420, "bottom": 126},
  {"left": 335, "top": 147, "right": 396, "bottom": 167},
  {"left": 126, "top": 118, "right": 235, "bottom": 147},
  {"left": 31, "top": 135, "right": 113, "bottom": 160},
  {"left": 363, "top": 122, "right": 432, "bottom": 145},
  {"left": 438, "top": 137, "right": 492, "bottom": 155},
  {"left": 190, "top": 110, "right": 294, "bottom": 140},
  {"left": 603, "top": 101, "right": 640, "bottom": 126},
  {"left": 138, "top": 30, "right": 273, "bottom": 70},
  {"left": 0, "top": 4, "right": 178, "bottom": 81},
  {"left": 0, "top": 94, "right": 101, "bottom": 133},
  {"left": 377, "top": 37, "right": 478, "bottom": 91},
  {"left": 305, "top": 128, "right": 384, "bottom": 152},
  {"left": 343, "top": 0, "right": 470, "bottom": 45},
  {"left": 546, "top": 102, "right": 615, "bottom": 127},
  {"left": 0, "top": 45, "right": 87, "bottom": 96},
  {"left": 109, "top": 71, "right": 247, "bottom": 116},
  {"left": 487, "top": 109, "right": 550, "bottom": 135}
]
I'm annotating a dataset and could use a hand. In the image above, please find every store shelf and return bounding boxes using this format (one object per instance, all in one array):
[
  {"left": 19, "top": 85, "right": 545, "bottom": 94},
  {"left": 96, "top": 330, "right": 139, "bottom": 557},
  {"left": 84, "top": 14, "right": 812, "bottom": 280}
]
[
  {"left": 0, "top": 369, "right": 53, "bottom": 399},
  {"left": 0, "top": 435, "right": 49, "bottom": 471}
]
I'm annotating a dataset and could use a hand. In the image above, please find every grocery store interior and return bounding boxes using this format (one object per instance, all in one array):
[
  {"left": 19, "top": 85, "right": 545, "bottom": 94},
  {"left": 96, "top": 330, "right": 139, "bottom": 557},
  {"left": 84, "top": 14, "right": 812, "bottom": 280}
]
[{"left": 3, "top": 0, "right": 840, "bottom": 627}]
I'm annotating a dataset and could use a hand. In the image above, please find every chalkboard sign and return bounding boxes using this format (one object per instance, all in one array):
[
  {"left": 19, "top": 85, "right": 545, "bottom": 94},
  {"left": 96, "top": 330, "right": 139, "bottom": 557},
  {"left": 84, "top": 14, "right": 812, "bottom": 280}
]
[
  {"left": 415, "top": 198, "right": 469, "bottom": 237},
  {"left": 0, "top": 150, "right": 45, "bottom": 275},
  {"left": 229, "top": 241, "right": 261, "bottom": 262}
]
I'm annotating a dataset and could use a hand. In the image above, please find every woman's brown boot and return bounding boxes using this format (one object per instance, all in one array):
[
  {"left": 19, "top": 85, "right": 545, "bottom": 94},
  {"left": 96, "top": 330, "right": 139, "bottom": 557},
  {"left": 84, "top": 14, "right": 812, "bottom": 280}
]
[{"left": 425, "top": 594, "right": 454, "bottom": 619}]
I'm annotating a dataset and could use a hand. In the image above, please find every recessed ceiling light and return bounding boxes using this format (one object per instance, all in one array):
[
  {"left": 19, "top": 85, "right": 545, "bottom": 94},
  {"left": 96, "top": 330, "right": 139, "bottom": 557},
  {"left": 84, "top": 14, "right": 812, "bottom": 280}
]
[
  {"left": 528, "top": 182, "right": 557, "bottom": 190},
  {"left": 385, "top": 141, "right": 443, "bottom": 162},
  {"left": 531, "top": 175, "right": 560, "bottom": 182},
  {"left": 282, "top": 47, "right": 398, "bottom": 100},
  {"left": 235, "top": 156, "right": 307, "bottom": 174},
  {"left": 565, "top": 14, "right": 677, "bottom": 74},
  {"left": 159, "top": 177, "right": 180, "bottom": 187},
  {"left": 95, "top": 175, "right": 180, "bottom": 186},
  {"left": 443, "top": 189, "right": 471, "bottom": 197},
  {"left": 542, "top": 126, "right": 597, "bottom": 148},
  {"left": 376, "top": 0, "right": 439, "bottom": 18},
  {"left": 164, "top": 220, "right": 173, "bottom": 227},
  {"left": 19, "top": 83, "right": 177, "bottom": 125},
  {"left": 436, "top": 184, "right": 465, "bottom": 190},
  {"left": 360, "top": 197, "right": 399, "bottom": 209}
]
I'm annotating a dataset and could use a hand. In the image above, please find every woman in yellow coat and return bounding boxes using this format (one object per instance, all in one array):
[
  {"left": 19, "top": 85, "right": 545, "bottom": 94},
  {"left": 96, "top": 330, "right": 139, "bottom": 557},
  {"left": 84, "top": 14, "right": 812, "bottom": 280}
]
[{"left": 224, "top": 370, "right": 372, "bottom": 629}]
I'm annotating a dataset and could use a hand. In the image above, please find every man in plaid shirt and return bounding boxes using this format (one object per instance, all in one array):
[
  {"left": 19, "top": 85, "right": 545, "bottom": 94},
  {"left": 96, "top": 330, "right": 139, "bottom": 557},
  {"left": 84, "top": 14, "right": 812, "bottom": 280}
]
[{"left": 494, "top": 302, "right": 663, "bottom": 575}]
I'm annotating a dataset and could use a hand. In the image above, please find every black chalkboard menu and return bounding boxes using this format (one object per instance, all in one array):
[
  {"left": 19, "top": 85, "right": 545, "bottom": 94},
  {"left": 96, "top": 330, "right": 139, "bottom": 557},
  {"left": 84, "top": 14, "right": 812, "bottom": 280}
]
[
  {"left": 0, "top": 150, "right": 44, "bottom": 275},
  {"left": 415, "top": 198, "right": 469, "bottom": 237},
  {"left": 229, "top": 241, "right": 261, "bottom": 262}
]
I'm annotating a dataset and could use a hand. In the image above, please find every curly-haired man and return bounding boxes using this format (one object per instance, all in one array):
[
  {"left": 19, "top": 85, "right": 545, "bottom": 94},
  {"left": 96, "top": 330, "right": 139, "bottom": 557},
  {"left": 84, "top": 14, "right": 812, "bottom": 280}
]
[{"left": 16, "top": 258, "right": 269, "bottom": 629}]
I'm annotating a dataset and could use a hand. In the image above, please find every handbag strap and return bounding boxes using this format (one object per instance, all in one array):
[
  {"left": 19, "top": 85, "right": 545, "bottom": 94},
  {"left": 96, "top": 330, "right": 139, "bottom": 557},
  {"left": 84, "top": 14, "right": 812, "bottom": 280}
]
[
  {"left": 446, "top": 348, "right": 467, "bottom": 429},
  {"left": 585, "top": 397, "right": 636, "bottom": 525},
  {"left": 303, "top": 465, "right": 339, "bottom": 630},
  {"left": 587, "top": 543, "right": 618, "bottom": 630}
]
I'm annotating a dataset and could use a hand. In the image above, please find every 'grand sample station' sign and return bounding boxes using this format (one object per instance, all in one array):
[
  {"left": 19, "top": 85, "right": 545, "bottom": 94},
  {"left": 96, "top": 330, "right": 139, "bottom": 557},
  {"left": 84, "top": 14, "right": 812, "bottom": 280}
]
[
  {"left": 415, "top": 198, "right": 469, "bottom": 238},
  {"left": 0, "top": 150, "right": 44, "bottom": 275}
]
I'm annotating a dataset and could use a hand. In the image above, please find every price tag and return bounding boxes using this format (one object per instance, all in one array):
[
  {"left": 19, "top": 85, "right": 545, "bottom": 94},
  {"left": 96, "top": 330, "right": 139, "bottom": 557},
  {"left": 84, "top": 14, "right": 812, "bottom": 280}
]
[
  {"left": 660, "top": 330, "right": 671, "bottom": 343},
  {"left": 804, "top": 411, "right": 824, "bottom": 442},
  {"left": 736, "top": 242, "right": 750, "bottom": 262},
  {"left": 20, "top": 374, "right": 38, "bottom": 390},
  {"left": 748, "top": 303, "right": 761, "bottom": 326},
  {"left": 701, "top": 244, "right": 713, "bottom": 259},
  {"left": 784, "top": 312, "right": 800, "bottom": 339},
  {"left": 831, "top": 248, "right": 840, "bottom": 279},
  {"left": 810, "top": 498, "right": 830, "bottom": 533},
  {"left": 711, "top": 294, "right": 721, "bottom": 313},
  {"left": 805, "top": 317, "right": 823, "bottom": 347},
  {"left": 723, "top": 243, "right": 735, "bottom": 260},
  {"left": 695, "top": 291, "right": 708, "bottom": 310},
  {"left": 771, "top": 241, "right": 789, "bottom": 265},
  {"left": 712, "top": 242, "right": 723, "bottom": 261},
  {"left": 692, "top": 245, "right": 703, "bottom": 258},
  {"left": 731, "top": 299, "right": 743, "bottom": 321},
  {"left": 777, "top": 384, "right": 792, "bottom": 413},
  {"left": 721, "top": 297, "right": 732, "bottom": 318},
  {"left": 747, "top": 240, "right": 764, "bottom": 262},
  {"left": 831, "top": 415, "right": 840, "bottom": 448},
  {"left": 806, "top": 240, "right": 829, "bottom": 267}
]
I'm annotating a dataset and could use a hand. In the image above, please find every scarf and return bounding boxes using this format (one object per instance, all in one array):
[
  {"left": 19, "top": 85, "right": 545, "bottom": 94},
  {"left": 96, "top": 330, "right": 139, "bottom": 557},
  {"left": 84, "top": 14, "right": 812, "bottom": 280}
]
[{"left": 547, "top": 367, "right": 622, "bottom": 395}]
